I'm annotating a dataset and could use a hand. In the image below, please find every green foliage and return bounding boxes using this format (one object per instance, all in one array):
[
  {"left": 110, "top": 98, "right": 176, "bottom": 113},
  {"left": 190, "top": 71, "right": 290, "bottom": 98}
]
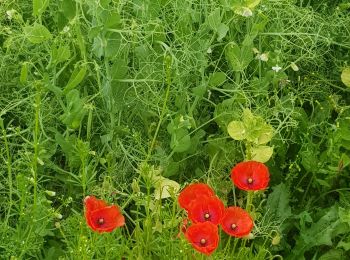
[
  {"left": 341, "top": 67, "right": 350, "bottom": 88},
  {"left": 1, "top": 0, "right": 350, "bottom": 258},
  {"left": 23, "top": 23, "right": 52, "bottom": 44},
  {"left": 226, "top": 43, "right": 254, "bottom": 72}
]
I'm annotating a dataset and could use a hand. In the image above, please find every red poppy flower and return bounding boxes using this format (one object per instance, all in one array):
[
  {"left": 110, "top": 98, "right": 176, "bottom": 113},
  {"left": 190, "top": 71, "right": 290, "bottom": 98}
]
[
  {"left": 230, "top": 161, "right": 270, "bottom": 191},
  {"left": 84, "top": 196, "right": 125, "bottom": 233},
  {"left": 187, "top": 195, "right": 225, "bottom": 225},
  {"left": 185, "top": 222, "right": 219, "bottom": 256},
  {"left": 178, "top": 183, "right": 215, "bottom": 211},
  {"left": 220, "top": 206, "right": 253, "bottom": 237}
]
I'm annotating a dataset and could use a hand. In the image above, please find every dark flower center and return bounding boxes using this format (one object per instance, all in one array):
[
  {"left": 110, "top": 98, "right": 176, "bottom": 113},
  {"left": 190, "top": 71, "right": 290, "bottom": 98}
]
[
  {"left": 247, "top": 178, "right": 253, "bottom": 184},
  {"left": 204, "top": 213, "right": 210, "bottom": 220},
  {"left": 200, "top": 238, "right": 206, "bottom": 245},
  {"left": 98, "top": 218, "right": 104, "bottom": 225},
  {"left": 231, "top": 223, "right": 237, "bottom": 230}
]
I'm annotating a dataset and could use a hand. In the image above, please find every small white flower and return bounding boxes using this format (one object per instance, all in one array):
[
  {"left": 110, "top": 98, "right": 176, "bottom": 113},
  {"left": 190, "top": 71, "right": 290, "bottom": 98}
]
[
  {"left": 207, "top": 47, "right": 212, "bottom": 54},
  {"left": 291, "top": 62, "right": 299, "bottom": 71},
  {"left": 6, "top": 9, "right": 16, "bottom": 20},
  {"left": 241, "top": 7, "right": 253, "bottom": 17},
  {"left": 256, "top": 53, "right": 269, "bottom": 62},
  {"left": 45, "top": 190, "right": 56, "bottom": 197},
  {"left": 54, "top": 213, "right": 63, "bottom": 219},
  {"left": 252, "top": 48, "right": 260, "bottom": 54},
  {"left": 62, "top": 26, "right": 70, "bottom": 33},
  {"left": 272, "top": 65, "right": 282, "bottom": 72}
]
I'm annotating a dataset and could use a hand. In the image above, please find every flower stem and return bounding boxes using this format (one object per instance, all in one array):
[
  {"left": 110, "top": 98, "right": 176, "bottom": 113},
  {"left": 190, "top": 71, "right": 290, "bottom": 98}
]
[{"left": 245, "top": 191, "right": 254, "bottom": 213}]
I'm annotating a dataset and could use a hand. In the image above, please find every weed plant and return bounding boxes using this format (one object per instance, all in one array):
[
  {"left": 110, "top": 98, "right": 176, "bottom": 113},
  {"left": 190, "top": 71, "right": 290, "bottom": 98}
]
[{"left": 1, "top": 0, "right": 350, "bottom": 259}]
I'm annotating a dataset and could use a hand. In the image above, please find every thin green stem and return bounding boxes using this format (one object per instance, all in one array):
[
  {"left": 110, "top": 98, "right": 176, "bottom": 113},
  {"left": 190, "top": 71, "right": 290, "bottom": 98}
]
[
  {"left": 146, "top": 55, "right": 172, "bottom": 162},
  {"left": 33, "top": 83, "right": 41, "bottom": 208},
  {"left": 245, "top": 191, "right": 254, "bottom": 213},
  {"left": 1, "top": 121, "right": 12, "bottom": 226}
]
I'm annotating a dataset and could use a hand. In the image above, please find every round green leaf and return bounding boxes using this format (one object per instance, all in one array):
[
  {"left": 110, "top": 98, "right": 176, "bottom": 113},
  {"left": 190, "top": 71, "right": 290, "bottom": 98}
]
[
  {"left": 258, "top": 124, "right": 274, "bottom": 144},
  {"left": 251, "top": 145, "right": 273, "bottom": 163},
  {"left": 227, "top": 120, "right": 246, "bottom": 140},
  {"left": 153, "top": 176, "right": 180, "bottom": 199},
  {"left": 341, "top": 67, "right": 350, "bottom": 88}
]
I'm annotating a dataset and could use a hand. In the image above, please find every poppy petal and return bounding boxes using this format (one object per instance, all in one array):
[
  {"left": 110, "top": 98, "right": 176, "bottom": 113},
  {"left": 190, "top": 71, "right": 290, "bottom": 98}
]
[
  {"left": 178, "top": 183, "right": 215, "bottom": 211},
  {"left": 84, "top": 196, "right": 108, "bottom": 212}
]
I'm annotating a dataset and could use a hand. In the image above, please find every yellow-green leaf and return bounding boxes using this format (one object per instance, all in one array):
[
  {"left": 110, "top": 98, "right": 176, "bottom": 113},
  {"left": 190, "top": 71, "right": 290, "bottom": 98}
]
[
  {"left": 251, "top": 145, "right": 273, "bottom": 163},
  {"left": 153, "top": 176, "right": 180, "bottom": 199},
  {"left": 245, "top": 0, "right": 261, "bottom": 9},
  {"left": 227, "top": 120, "right": 246, "bottom": 140},
  {"left": 258, "top": 124, "right": 274, "bottom": 144},
  {"left": 341, "top": 67, "right": 350, "bottom": 88}
]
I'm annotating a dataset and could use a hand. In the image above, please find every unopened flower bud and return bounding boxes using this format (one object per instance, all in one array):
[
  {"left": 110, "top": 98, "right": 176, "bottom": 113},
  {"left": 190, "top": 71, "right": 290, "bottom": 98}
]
[
  {"left": 45, "top": 190, "right": 56, "bottom": 197},
  {"left": 272, "top": 233, "right": 281, "bottom": 245},
  {"left": 54, "top": 213, "right": 63, "bottom": 219}
]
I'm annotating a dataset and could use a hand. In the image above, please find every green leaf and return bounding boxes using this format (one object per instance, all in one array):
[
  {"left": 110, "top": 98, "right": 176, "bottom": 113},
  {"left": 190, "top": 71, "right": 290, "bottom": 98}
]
[
  {"left": 24, "top": 23, "right": 52, "bottom": 44},
  {"left": 341, "top": 67, "right": 350, "bottom": 88},
  {"left": 245, "top": 0, "right": 261, "bottom": 8},
  {"left": 293, "top": 206, "right": 340, "bottom": 257},
  {"left": 318, "top": 249, "right": 344, "bottom": 260},
  {"left": 315, "top": 178, "right": 331, "bottom": 188},
  {"left": 339, "top": 3, "right": 350, "bottom": 10},
  {"left": 60, "top": 89, "right": 86, "bottom": 129},
  {"left": 251, "top": 145, "right": 273, "bottom": 163},
  {"left": 242, "top": 109, "right": 274, "bottom": 144},
  {"left": 338, "top": 117, "right": 350, "bottom": 141},
  {"left": 266, "top": 183, "right": 292, "bottom": 220},
  {"left": 51, "top": 44, "right": 71, "bottom": 65},
  {"left": 337, "top": 240, "right": 350, "bottom": 251},
  {"left": 103, "top": 10, "right": 121, "bottom": 29},
  {"left": 192, "top": 85, "right": 207, "bottom": 97},
  {"left": 64, "top": 66, "right": 87, "bottom": 93},
  {"left": 226, "top": 43, "right": 253, "bottom": 72},
  {"left": 208, "top": 72, "right": 226, "bottom": 87},
  {"left": 227, "top": 121, "right": 246, "bottom": 140},
  {"left": 257, "top": 124, "right": 274, "bottom": 144},
  {"left": 170, "top": 128, "right": 191, "bottom": 153},
  {"left": 104, "top": 32, "right": 122, "bottom": 58},
  {"left": 207, "top": 8, "right": 221, "bottom": 31},
  {"left": 234, "top": 7, "right": 253, "bottom": 17},
  {"left": 55, "top": 133, "right": 80, "bottom": 168},
  {"left": 301, "top": 149, "right": 318, "bottom": 173},
  {"left": 33, "top": 0, "right": 49, "bottom": 17},
  {"left": 217, "top": 23, "right": 229, "bottom": 41},
  {"left": 110, "top": 58, "right": 128, "bottom": 80},
  {"left": 60, "top": 0, "right": 76, "bottom": 20},
  {"left": 153, "top": 176, "right": 180, "bottom": 199}
]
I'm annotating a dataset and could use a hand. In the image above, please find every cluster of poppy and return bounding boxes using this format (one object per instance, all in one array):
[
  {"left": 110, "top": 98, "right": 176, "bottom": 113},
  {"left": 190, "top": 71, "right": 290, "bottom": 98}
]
[
  {"left": 84, "top": 196, "right": 125, "bottom": 233},
  {"left": 178, "top": 160, "right": 270, "bottom": 255}
]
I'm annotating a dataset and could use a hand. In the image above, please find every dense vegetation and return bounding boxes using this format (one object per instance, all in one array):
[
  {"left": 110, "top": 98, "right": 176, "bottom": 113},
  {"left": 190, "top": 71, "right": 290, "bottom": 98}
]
[{"left": 1, "top": 0, "right": 350, "bottom": 259}]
